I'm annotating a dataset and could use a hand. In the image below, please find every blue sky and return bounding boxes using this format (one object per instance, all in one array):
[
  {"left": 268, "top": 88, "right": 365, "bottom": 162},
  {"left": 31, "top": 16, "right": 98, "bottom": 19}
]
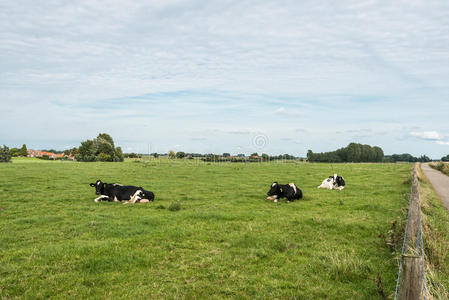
[{"left": 1, "top": 0, "right": 448, "bottom": 158}]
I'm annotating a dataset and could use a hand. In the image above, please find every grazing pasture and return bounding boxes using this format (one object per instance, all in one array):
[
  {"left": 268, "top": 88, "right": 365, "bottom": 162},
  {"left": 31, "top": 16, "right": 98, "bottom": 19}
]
[{"left": 0, "top": 159, "right": 412, "bottom": 299}]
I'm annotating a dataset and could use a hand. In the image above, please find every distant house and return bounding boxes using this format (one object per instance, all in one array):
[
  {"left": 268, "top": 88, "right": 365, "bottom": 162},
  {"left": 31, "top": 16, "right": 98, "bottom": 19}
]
[
  {"left": 27, "top": 150, "right": 72, "bottom": 160},
  {"left": 41, "top": 151, "right": 56, "bottom": 159},
  {"left": 27, "top": 149, "right": 42, "bottom": 157}
]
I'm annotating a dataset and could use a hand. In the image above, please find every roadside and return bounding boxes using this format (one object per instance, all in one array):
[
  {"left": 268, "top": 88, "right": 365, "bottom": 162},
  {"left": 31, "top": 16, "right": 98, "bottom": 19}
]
[
  {"left": 421, "top": 163, "right": 449, "bottom": 212},
  {"left": 416, "top": 164, "right": 449, "bottom": 298}
]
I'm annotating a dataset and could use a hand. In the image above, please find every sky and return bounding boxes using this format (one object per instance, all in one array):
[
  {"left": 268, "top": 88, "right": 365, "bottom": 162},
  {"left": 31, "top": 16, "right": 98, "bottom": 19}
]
[{"left": 1, "top": 0, "right": 448, "bottom": 158}]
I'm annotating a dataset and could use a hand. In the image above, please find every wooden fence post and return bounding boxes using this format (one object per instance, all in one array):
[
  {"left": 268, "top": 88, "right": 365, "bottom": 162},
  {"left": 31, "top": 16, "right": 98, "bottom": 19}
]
[
  {"left": 406, "top": 166, "right": 420, "bottom": 252},
  {"left": 398, "top": 255, "right": 424, "bottom": 300}
]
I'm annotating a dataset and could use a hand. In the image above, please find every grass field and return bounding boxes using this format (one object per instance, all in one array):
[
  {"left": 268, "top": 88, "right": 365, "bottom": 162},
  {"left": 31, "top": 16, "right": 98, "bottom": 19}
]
[{"left": 0, "top": 159, "right": 414, "bottom": 299}]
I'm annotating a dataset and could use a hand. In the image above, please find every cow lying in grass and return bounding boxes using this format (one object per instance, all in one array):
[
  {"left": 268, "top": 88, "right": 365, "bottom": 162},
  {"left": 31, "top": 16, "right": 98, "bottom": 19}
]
[
  {"left": 267, "top": 182, "right": 303, "bottom": 202},
  {"left": 317, "top": 174, "right": 345, "bottom": 190},
  {"left": 89, "top": 180, "right": 154, "bottom": 203}
]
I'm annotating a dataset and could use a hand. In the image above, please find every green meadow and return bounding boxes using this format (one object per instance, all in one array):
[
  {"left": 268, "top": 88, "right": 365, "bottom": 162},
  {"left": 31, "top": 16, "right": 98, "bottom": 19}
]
[{"left": 0, "top": 159, "right": 413, "bottom": 299}]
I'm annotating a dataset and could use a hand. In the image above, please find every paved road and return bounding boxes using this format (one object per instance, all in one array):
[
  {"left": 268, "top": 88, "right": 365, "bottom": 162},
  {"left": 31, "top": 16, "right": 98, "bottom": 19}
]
[{"left": 421, "top": 163, "right": 449, "bottom": 212}]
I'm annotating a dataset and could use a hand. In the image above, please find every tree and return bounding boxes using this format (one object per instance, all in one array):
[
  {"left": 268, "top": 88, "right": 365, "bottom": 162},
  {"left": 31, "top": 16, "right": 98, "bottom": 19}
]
[
  {"left": 75, "top": 133, "right": 123, "bottom": 162},
  {"left": 114, "top": 147, "right": 124, "bottom": 162},
  {"left": 390, "top": 153, "right": 417, "bottom": 162},
  {"left": 176, "top": 151, "right": 186, "bottom": 159},
  {"left": 97, "top": 153, "right": 112, "bottom": 161},
  {"left": 307, "top": 143, "right": 384, "bottom": 163},
  {"left": 153, "top": 153, "right": 159, "bottom": 159},
  {"left": 76, "top": 139, "right": 97, "bottom": 161},
  {"left": 373, "top": 146, "right": 384, "bottom": 162},
  {"left": 251, "top": 153, "right": 258, "bottom": 157},
  {"left": 0, "top": 145, "right": 12, "bottom": 162},
  {"left": 307, "top": 150, "right": 314, "bottom": 162},
  {"left": 95, "top": 133, "right": 116, "bottom": 160},
  {"left": 97, "top": 133, "right": 114, "bottom": 147},
  {"left": 418, "top": 155, "right": 431, "bottom": 162},
  {"left": 222, "top": 153, "right": 231, "bottom": 158},
  {"left": 442, "top": 154, "right": 449, "bottom": 162},
  {"left": 9, "top": 147, "right": 19, "bottom": 157},
  {"left": 168, "top": 150, "right": 176, "bottom": 159},
  {"left": 262, "top": 153, "right": 269, "bottom": 161},
  {"left": 19, "top": 144, "right": 28, "bottom": 157}
]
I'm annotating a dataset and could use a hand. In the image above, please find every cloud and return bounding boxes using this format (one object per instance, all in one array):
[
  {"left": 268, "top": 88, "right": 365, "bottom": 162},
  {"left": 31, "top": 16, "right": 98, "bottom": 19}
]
[
  {"left": 1, "top": 1, "right": 449, "bottom": 158},
  {"left": 410, "top": 131, "right": 442, "bottom": 141},
  {"left": 436, "top": 141, "right": 449, "bottom": 146},
  {"left": 274, "top": 107, "right": 301, "bottom": 117}
]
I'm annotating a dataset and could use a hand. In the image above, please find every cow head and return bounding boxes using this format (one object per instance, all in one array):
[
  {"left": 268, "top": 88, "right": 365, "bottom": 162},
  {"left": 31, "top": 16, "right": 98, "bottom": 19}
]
[
  {"left": 335, "top": 176, "right": 345, "bottom": 186},
  {"left": 89, "top": 179, "right": 105, "bottom": 195},
  {"left": 267, "top": 182, "right": 282, "bottom": 196},
  {"left": 140, "top": 190, "right": 155, "bottom": 201}
]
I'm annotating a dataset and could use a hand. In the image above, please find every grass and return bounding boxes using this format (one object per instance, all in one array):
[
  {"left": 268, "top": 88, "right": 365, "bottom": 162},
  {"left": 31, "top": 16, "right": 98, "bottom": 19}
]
[
  {"left": 0, "top": 159, "right": 414, "bottom": 299},
  {"left": 429, "top": 162, "right": 449, "bottom": 176},
  {"left": 417, "top": 164, "right": 449, "bottom": 299}
]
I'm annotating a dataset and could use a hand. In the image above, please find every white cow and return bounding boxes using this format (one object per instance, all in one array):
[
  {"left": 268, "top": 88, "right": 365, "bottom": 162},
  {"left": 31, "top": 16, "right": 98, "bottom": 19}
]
[{"left": 317, "top": 174, "right": 345, "bottom": 190}]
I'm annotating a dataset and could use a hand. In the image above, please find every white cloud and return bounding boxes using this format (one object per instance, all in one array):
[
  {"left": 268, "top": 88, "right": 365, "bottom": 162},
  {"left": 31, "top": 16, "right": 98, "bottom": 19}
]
[
  {"left": 410, "top": 131, "right": 442, "bottom": 140},
  {"left": 274, "top": 107, "right": 301, "bottom": 117},
  {"left": 1, "top": 0, "right": 449, "bottom": 158},
  {"left": 436, "top": 141, "right": 449, "bottom": 146}
]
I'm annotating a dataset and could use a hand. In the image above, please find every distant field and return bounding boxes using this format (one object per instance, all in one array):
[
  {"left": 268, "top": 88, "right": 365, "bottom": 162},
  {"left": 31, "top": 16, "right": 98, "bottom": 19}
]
[{"left": 0, "top": 159, "right": 412, "bottom": 299}]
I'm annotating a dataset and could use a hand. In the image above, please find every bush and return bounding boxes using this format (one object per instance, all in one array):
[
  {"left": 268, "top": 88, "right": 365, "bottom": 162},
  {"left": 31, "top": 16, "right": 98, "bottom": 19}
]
[
  {"left": 9, "top": 147, "right": 19, "bottom": 157},
  {"left": 126, "top": 153, "right": 141, "bottom": 158},
  {"left": 436, "top": 162, "right": 445, "bottom": 171},
  {"left": 168, "top": 201, "right": 181, "bottom": 211},
  {"left": 0, "top": 145, "right": 12, "bottom": 162}
]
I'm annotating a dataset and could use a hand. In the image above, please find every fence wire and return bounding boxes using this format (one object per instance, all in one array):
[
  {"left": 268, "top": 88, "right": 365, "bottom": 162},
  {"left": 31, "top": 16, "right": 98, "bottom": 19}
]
[{"left": 394, "top": 166, "right": 427, "bottom": 300}]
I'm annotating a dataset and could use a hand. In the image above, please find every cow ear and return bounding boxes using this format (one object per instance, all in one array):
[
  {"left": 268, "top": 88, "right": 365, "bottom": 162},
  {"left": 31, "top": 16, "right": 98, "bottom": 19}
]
[{"left": 90, "top": 183, "right": 95, "bottom": 187}]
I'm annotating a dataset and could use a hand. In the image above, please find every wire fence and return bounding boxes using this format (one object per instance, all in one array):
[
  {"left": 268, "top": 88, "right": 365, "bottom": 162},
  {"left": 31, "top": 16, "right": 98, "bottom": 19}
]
[{"left": 394, "top": 164, "right": 427, "bottom": 300}]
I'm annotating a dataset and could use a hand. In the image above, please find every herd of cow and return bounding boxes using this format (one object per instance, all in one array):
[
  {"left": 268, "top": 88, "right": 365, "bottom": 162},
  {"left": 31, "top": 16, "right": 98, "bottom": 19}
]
[{"left": 89, "top": 174, "right": 345, "bottom": 204}]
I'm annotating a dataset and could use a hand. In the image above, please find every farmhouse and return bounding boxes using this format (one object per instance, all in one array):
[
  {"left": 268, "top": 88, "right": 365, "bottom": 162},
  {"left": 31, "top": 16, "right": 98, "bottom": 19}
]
[
  {"left": 27, "top": 149, "right": 73, "bottom": 160},
  {"left": 27, "top": 149, "right": 42, "bottom": 157}
]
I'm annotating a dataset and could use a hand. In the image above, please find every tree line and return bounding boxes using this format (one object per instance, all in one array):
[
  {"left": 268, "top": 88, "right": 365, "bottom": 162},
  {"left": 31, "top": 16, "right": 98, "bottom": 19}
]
[
  {"left": 383, "top": 153, "right": 431, "bottom": 163},
  {"left": 1, "top": 137, "right": 447, "bottom": 163},
  {"left": 307, "top": 143, "right": 384, "bottom": 162}
]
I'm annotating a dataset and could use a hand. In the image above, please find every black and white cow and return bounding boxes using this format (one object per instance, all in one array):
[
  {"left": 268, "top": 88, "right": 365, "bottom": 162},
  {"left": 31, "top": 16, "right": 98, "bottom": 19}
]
[
  {"left": 89, "top": 180, "right": 154, "bottom": 203},
  {"left": 317, "top": 174, "right": 345, "bottom": 190},
  {"left": 267, "top": 182, "right": 303, "bottom": 202}
]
